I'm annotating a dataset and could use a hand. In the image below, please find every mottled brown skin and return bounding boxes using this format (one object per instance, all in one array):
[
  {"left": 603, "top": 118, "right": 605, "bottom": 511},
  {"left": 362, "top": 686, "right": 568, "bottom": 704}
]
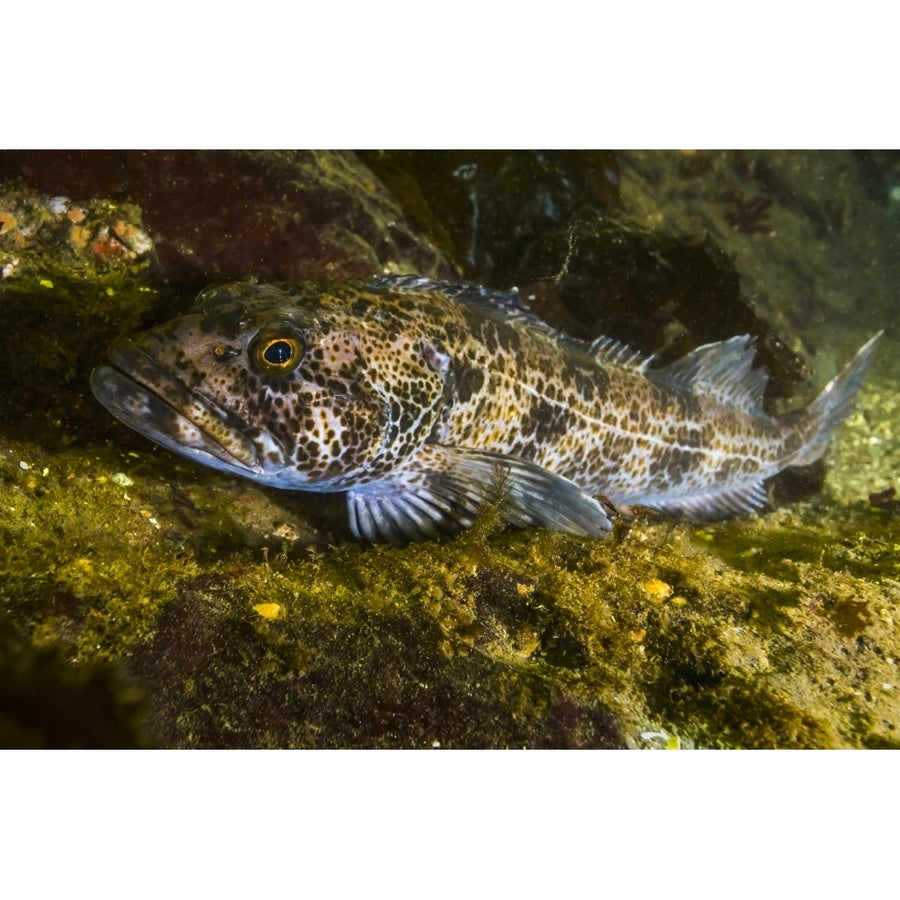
[{"left": 91, "top": 276, "right": 880, "bottom": 541}]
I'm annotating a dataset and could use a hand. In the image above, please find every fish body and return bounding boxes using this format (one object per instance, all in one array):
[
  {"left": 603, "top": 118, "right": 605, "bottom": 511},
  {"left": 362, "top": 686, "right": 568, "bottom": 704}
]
[{"left": 91, "top": 275, "right": 881, "bottom": 542}]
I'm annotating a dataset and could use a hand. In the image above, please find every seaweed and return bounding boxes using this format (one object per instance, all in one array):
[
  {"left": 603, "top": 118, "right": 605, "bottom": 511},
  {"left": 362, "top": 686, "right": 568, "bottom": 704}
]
[{"left": 724, "top": 191, "right": 775, "bottom": 235}]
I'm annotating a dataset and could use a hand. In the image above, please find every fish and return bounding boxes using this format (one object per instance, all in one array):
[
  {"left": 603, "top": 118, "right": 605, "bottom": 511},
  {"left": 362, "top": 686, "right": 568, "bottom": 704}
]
[{"left": 90, "top": 275, "right": 882, "bottom": 543}]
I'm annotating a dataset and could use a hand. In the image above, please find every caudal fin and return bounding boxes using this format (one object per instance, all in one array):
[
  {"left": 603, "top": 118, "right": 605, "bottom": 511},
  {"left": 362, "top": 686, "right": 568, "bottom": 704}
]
[{"left": 787, "top": 331, "right": 882, "bottom": 468}]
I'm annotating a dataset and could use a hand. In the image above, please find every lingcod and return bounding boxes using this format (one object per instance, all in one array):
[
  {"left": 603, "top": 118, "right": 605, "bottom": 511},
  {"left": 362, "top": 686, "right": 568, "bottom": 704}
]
[{"left": 90, "top": 275, "right": 881, "bottom": 543}]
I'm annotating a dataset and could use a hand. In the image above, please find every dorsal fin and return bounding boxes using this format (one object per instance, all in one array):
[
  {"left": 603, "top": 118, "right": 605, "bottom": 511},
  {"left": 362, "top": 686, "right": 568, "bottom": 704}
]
[
  {"left": 649, "top": 335, "right": 769, "bottom": 413},
  {"left": 588, "top": 335, "right": 654, "bottom": 371},
  {"left": 367, "top": 274, "right": 527, "bottom": 316},
  {"left": 367, "top": 274, "right": 584, "bottom": 351}
]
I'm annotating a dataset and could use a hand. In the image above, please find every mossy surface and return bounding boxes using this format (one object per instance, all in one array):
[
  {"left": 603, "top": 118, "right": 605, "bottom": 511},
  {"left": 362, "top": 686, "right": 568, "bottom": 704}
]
[
  {"left": 1, "top": 151, "right": 898, "bottom": 748},
  {"left": 4, "top": 427, "right": 900, "bottom": 748}
]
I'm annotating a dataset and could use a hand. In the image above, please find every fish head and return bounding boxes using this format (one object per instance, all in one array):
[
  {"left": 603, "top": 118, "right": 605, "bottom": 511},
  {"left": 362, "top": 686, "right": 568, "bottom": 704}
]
[{"left": 91, "top": 281, "right": 451, "bottom": 491}]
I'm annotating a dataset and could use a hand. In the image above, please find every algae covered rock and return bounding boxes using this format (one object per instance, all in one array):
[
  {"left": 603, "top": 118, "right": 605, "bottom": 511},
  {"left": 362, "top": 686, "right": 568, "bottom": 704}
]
[{"left": 0, "top": 150, "right": 455, "bottom": 287}]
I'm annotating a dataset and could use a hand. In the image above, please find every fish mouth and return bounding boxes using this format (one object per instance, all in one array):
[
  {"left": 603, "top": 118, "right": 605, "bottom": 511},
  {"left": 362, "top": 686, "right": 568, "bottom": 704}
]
[{"left": 91, "top": 341, "right": 283, "bottom": 477}]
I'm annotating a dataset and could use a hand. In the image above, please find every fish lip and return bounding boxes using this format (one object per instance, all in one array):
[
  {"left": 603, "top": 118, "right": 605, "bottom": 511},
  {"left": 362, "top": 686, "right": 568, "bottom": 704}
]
[{"left": 91, "top": 341, "right": 281, "bottom": 474}]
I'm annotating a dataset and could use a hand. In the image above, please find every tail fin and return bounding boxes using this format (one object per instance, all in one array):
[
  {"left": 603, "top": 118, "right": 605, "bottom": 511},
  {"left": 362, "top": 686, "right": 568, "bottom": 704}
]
[{"left": 786, "top": 331, "right": 882, "bottom": 468}]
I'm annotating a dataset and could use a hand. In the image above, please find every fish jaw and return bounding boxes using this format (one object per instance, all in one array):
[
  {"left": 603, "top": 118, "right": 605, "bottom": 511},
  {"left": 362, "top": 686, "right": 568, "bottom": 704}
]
[{"left": 90, "top": 341, "right": 292, "bottom": 485}]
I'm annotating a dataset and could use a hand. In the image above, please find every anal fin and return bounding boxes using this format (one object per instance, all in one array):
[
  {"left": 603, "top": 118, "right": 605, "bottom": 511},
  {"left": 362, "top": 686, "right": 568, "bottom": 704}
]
[
  {"left": 649, "top": 479, "right": 769, "bottom": 519},
  {"left": 346, "top": 444, "right": 613, "bottom": 543}
]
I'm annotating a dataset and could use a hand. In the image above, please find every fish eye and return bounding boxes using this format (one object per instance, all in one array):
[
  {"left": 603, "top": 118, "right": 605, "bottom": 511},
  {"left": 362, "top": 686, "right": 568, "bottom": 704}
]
[
  {"left": 264, "top": 340, "right": 294, "bottom": 365},
  {"left": 251, "top": 330, "right": 304, "bottom": 375}
]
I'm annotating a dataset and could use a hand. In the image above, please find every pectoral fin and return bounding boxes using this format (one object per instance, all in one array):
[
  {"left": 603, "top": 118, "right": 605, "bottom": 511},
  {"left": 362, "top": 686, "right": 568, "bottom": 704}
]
[{"left": 346, "top": 444, "right": 613, "bottom": 543}]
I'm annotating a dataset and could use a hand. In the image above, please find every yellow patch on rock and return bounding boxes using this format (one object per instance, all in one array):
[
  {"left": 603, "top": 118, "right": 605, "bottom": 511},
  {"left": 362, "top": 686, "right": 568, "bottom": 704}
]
[
  {"left": 253, "top": 602, "right": 282, "bottom": 620},
  {"left": 642, "top": 577, "right": 673, "bottom": 602}
]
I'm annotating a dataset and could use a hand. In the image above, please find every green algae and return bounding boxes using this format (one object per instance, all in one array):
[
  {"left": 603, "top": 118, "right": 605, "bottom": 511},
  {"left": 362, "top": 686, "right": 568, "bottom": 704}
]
[
  {"left": 0, "top": 611, "right": 151, "bottom": 748},
  {"left": 4, "top": 419, "right": 900, "bottom": 748}
]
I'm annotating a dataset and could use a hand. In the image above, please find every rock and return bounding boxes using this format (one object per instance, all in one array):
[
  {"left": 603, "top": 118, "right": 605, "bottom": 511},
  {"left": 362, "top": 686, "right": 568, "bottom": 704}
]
[{"left": 0, "top": 150, "right": 454, "bottom": 287}]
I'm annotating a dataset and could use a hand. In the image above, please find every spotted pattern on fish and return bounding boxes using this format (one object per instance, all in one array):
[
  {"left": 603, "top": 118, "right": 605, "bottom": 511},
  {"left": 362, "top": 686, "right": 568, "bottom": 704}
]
[{"left": 91, "top": 275, "right": 881, "bottom": 542}]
